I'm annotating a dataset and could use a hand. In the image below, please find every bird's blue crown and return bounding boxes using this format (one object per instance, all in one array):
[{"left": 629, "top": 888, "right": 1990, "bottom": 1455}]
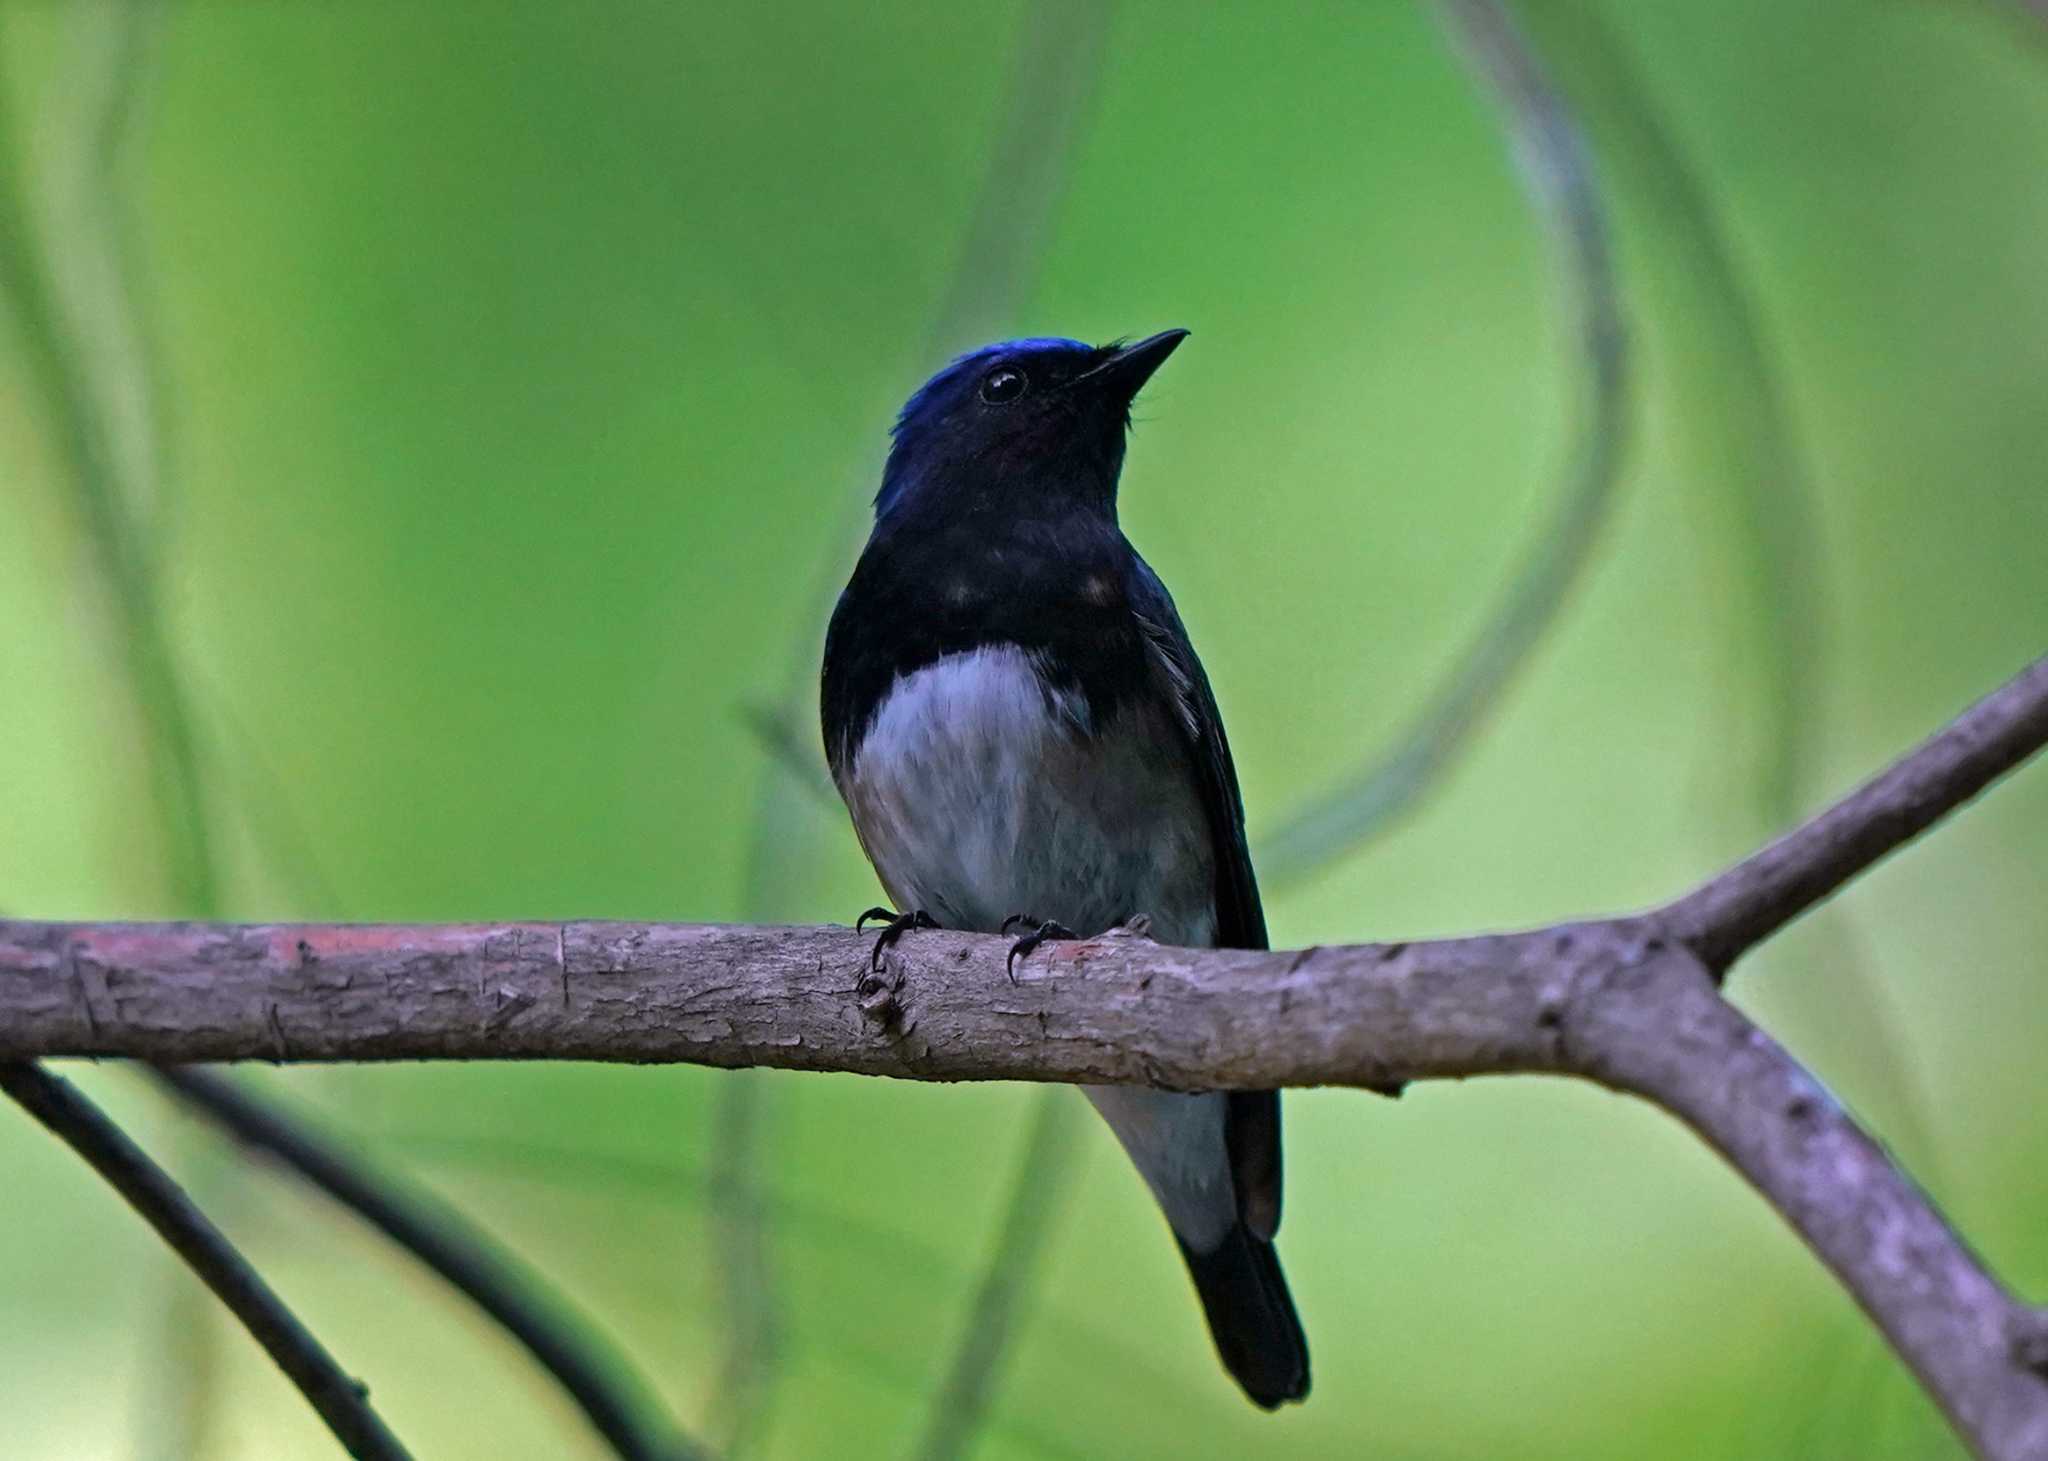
[
  {"left": 889, "top": 337, "right": 1094, "bottom": 441},
  {"left": 876, "top": 337, "right": 1131, "bottom": 519}
]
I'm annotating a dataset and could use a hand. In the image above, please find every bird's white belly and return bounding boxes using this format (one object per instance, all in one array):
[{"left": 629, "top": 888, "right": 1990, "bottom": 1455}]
[
  {"left": 842, "top": 643, "right": 1236, "bottom": 1248},
  {"left": 841, "top": 645, "right": 1216, "bottom": 944}
]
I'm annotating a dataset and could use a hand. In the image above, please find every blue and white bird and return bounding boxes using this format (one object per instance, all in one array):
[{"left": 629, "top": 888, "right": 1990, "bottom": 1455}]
[{"left": 820, "top": 330, "right": 1309, "bottom": 1408}]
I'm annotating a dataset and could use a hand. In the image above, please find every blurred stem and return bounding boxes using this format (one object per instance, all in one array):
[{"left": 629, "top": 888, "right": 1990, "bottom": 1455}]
[
  {"left": 736, "top": 701, "right": 836, "bottom": 812},
  {"left": 1516, "top": 2, "right": 1945, "bottom": 1446},
  {"left": 710, "top": 3, "right": 1115, "bottom": 1452},
  {"left": 0, "top": 0, "right": 217, "bottom": 917},
  {"left": 1991, "top": 0, "right": 2048, "bottom": 43},
  {"left": 1515, "top": 5, "right": 1819, "bottom": 810},
  {"left": 1, "top": 8, "right": 234, "bottom": 1456},
  {"left": 63, "top": 0, "right": 178, "bottom": 564},
  {"left": 910, "top": 1096, "right": 1084, "bottom": 1461},
  {"left": 1258, "top": 0, "right": 1631, "bottom": 886},
  {"left": 701, "top": 1071, "right": 778, "bottom": 1457},
  {"left": 1515, "top": 0, "right": 1939, "bottom": 1151}
]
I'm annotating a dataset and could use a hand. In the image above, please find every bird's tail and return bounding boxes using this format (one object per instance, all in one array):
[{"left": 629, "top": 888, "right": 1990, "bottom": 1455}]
[{"left": 1176, "top": 1222, "right": 1310, "bottom": 1409}]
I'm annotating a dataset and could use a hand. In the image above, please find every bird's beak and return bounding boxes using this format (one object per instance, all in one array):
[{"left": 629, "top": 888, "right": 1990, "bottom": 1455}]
[{"left": 1080, "top": 328, "right": 1190, "bottom": 399}]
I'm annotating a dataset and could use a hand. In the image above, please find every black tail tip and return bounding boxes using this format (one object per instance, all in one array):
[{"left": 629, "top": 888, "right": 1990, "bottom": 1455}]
[{"left": 1178, "top": 1225, "right": 1311, "bottom": 1409}]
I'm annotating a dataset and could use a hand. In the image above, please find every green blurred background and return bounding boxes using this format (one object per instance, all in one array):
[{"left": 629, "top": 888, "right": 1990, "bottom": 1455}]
[{"left": 3, "top": 2, "right": 2046, "bottom": 1457}]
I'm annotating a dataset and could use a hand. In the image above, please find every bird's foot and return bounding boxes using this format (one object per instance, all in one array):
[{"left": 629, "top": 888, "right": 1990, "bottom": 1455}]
[
  {"left": 1001, "top": 915, "right": 1078, "bottom": 981},
  {"left": 856, "top": 906, "right": 938, "bottom": 972}
]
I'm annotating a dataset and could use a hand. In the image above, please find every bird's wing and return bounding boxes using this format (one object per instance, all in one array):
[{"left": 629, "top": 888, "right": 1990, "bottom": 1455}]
[
  {"left": 1126, "top": 554, "right": 1282, "bottom": 1239},
  {"left": 1125, "top": 557, "right": 1266, "bottom": 950}
]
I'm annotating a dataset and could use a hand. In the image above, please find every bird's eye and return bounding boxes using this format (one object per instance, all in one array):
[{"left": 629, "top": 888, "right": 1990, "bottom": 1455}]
[{"left": 979, "top": 366, "right": 1027, "bottom": 405}]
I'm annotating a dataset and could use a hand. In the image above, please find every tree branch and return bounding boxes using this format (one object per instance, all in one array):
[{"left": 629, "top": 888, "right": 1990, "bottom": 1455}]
[
  {"left": 1665, "top": 653, "right": 2048, "bottom": 973},
  {"left": 4, "top": 656, "right": 2045, "bottom": 1456},
  {"left": 0, "top": 1063, "right": 411, "bottom": 1460},
  {"left": 1564, "top": 946, "right": 2048, "bottom": 1458}
]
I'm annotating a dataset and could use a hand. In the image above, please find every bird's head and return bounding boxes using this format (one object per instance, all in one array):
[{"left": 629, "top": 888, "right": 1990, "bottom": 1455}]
[{"left": 873, "top": 330, "right": 1188, "bottom": 523}]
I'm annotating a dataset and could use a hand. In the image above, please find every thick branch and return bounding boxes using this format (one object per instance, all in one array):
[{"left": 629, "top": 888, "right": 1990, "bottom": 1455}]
[
  {"left": 0, "top": 915, "right": 1576, "bottom": 1082},
  {"left": 0, "top": 1063, "right": 410, "bottom": 1460},
  {"left": 3, "top": 662, "right": 2045, "bottom": 1454},
  {"left": 1570, "top": 952, "right": 2048, "bottom": 1457}
]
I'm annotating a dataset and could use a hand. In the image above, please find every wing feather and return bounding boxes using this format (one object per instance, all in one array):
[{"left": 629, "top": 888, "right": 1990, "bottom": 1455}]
[{"left": 1127, "top": 556, "right": 1281, "bottom": 1238}]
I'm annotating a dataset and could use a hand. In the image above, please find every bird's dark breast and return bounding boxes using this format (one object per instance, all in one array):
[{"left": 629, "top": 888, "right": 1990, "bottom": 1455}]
[
  {"left": 821, "top": 515, "right": 1221, "bottom": 941},
  {"left": 821, "top": 516, "right": 1150, "bottom": 776}
]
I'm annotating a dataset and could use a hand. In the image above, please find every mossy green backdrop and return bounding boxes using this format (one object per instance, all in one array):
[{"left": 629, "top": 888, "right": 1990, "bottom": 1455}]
[{"left": 3, "top": 2, "right": 2046, "bottom": 1457}]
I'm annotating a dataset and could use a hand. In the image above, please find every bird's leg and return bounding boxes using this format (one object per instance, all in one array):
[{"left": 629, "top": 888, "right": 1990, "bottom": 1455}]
[
  {"left": 856, "top": 906, "right": 939, "bottom": 972},
  {"left": 1001, "top": 914, "right": 1078, "bottom": 981}
]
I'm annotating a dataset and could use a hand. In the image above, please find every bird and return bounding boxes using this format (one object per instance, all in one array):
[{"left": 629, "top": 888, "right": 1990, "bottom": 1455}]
[{"left": 819, "top": 329, "right": 1308, "bottom": 1408}]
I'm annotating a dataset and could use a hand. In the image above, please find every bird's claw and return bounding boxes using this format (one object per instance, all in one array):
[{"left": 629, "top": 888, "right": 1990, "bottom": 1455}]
[
  {"left": 1004, "top": 917, "right": 1077, "bottom": 981},
  {"left": 858, "top": 907, "right": 937, "bottom": 972},
  {"left": 856, "top": 965, "right": 906, "bottom": 1025}
]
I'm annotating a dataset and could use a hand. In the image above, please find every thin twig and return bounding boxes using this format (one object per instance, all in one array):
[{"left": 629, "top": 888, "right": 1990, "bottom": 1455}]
[
  {"left": 9, "top": 11, "right": 234, "bottom": 1450},
  {"left": 1507, "top": 9, "right": 1942, "bottom": 1438},
  {"left": 699, "top": 1066, "right": 776, "bottom": 1457},
  {"left": 1257, "top": 0, "right": 1630, "bottom": 885},
  {"left": 1512, "top": 0, "right": 1834, "bottom": 909},
  {"left": 148, "top": 1066, "right": 707, "bottom": 1461},
  {"left": 714, "top": 2, "right": 1118, "bottom": 1447},
  {"left": 7, "top": 655, "right": 2046, "bottom": 1456},
  {"left": 1954, "top": 0, "right": 2048, "bottom": 47},
  {"left": 62, "top": 0, "right": 181, "bottom": 568},
  {"left": 911, "top": 1094, "right": 1085, "bottom": 1461},
  {"left": 1666, "top": 655, "right": 2048, "bottom": 971},
  {"left": 0, "top": 1063, "right": 411, "bottom": 1461},
  {"left": 1552, "top": 45, "right": 1954, "bottom": 1451},
  {"left": 1556, "top": 0, "right": 1826, "bottom": 823},
  {"left": 735, "top": 701, "right": 836, "bottom": 813}
]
